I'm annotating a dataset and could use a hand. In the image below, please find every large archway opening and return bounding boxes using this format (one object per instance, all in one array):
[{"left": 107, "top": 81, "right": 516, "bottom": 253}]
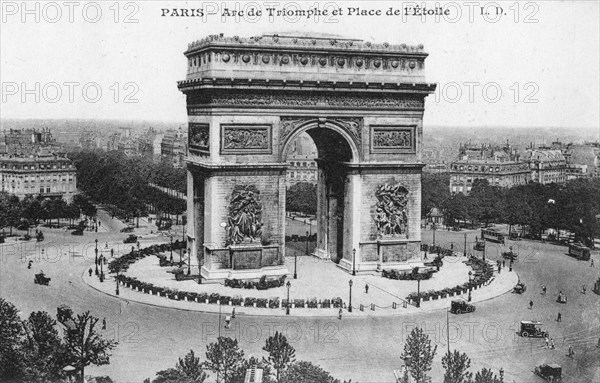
[{"left": 282, "top": 123, "right": 356, "bottom": 263}]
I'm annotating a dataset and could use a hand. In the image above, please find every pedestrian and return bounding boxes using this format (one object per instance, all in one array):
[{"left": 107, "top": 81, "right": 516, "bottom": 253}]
[
  {"left": 498, "top": 264, "right": 501, "bottom": 274},
  {"left": 338, "top": 308, "right": 343, "bottom": 320},
  {"left": 568, "top": 345, "right": 574, "bottom": 358},
  {"left": 550, "top": 339, "right": 555, "bottom": 350},
  {"left": 231, "top": 307, "right": 236, "bottom": 319},
  {"left": 225, "top": 316, "right": 231, "bottom": 329},
  {"left": 557, "top": 312, "right": 562, "bottom": 322},
  {"left": 545, "top": 335, "right": 549, "bottom": 348},
  {"left": 88, "top": 268, "right": 92, "bottom": 277},
  {"left": 365, "top": 284, "right": 369, "bottom": 294},
  {"left": 542, "top": 285, "right": 547, "bottom": 295},
  {"left": 582, "top": 285, "right": 587, "bottom": 294},
  {"left": 105, "top": 242, "right": 108, "bottom": 249},
  {"left": 102, "top": 318, "right": 106, "bottom": 330},
  {"left": 502, "top": 259, "right": 506, "bottom": 268},
  {"left": 591, "top": 259, "right": 595, "bottom": 267},
  {"left": 529, "top": 300, "right": 534, "bottom": 310}
]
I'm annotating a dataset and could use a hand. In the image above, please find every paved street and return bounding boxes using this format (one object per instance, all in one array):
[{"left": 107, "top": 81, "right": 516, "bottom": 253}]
[{"left": 1, "top": 223, "right": 599, "bottom": 383}]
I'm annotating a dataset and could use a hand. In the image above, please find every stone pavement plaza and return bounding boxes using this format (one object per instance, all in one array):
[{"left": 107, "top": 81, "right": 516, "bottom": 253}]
[{"left": 84, "top": 252, "right": 517, "bottom": 316}]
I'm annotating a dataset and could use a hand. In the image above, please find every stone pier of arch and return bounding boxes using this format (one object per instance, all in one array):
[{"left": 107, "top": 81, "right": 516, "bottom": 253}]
[{"left": 178, "top": 33, "right": 436, "bottom": 282}]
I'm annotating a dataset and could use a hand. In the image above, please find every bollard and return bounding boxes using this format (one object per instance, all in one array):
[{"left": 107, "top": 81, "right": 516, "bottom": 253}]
[
  {"left": 360, "top": 304, "right": 364, "bottom": 311},
  {"left": 403, "top": 301, "right": 407, "bottom": 308},
  {"left": 392, "top": 302, "right": 397, "bottom": 309},
  {"left": 371, "top": 303, "right": 375, "bottom": 311}
]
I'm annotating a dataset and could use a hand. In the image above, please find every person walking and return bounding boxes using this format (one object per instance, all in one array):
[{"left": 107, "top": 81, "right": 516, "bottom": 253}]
[
  {"left": 102, "top": 318, "right": 106, "bottom": 330},
  {"left": 231, "top": 307, "right": 236, "bottom": 319},
  {"left": 542, "top": 285, "right": 547, "bottom": 295},
  {"left": 365, "top": 284, "right": 369, "bottom": 294},
  {"left": 545, "top": 335, "right": 550, "bottom": 348},
  {"left": 550, "top": 339, "right": 555, "bottom": 350},
  {"left": 591, "top": 259, "right": 595, "bottom": 267},
  {"left": 88, "top": 268, "right": 92, "bottom": 277},
  {"left": 338, "top": 308, "right": 343, "bottom": 320},
  {"left": 502, "top": 259, "right": 506, "bottom": 268},
  {"left": 582, "top": 285, "right": 587, "bottom": 294},
  {"left": 224, "top": 315, "right": 231, "bottom": 329},
  {"left": 529, "top": 300, "right": 533, "bottom": 310},
  {"left": 557, "top": 312, "right": 562, "bottom": 322},
  {"left": 568, "top": 345, "right": 574, "bottom": 358}
]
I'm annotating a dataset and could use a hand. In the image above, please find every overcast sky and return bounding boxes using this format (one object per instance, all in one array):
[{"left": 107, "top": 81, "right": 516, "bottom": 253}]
[{"left": 1, "top": 1, "right": 599, "bottom": 129}]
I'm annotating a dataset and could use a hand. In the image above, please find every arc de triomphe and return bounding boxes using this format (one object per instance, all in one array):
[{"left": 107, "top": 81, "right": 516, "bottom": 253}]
[{"left": 178, "top": 33, "right": 436, "bottom": 281}]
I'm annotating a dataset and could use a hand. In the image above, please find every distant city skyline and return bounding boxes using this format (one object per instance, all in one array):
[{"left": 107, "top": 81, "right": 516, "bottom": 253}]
[{"left": 1, "top": 1, "right": 598, "bottom": 129}]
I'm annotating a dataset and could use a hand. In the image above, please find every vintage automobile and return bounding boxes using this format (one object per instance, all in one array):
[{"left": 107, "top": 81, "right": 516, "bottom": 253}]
[
  {"left": 519, "top": 321, "right": 548, "bottom": 338},
  {"left": 18, "top": 234, "right": 32, "bottom": 241},
  {"left": 473, "top": 240, "right": 485, "bottom": 251},
  {"left": 513, "top": 282, "right": 527, "bottom": 294},
  {"left": 124, "top": 234, "right": 138, "bottom": 244},
  {"left": 556, "top": 292, "right": 567, "bottom": 304},
  {"left": 534, "top": 363, "right": 562, "bottom": 382},
  {"left": 120, "top": 226, "right": 135, "bottom": 233},
  {"left": 450, "top": 299, "right": 475, "bottom": 314},
  {"left": 71, "top": 228, "right": 84, "bottom": 236},
  {"left": 34, "top": 272, "right": 51, "bottom": 286},
  {"left": 509, "top": 232, "right": 521, "bottom": 241},
  {"left": 156, "top": 218, "right": 173, "bottom": 231}
]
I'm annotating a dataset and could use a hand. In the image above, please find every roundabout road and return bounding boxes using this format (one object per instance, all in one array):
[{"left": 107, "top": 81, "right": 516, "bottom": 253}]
[{"left": 1, "top": 227, "right": 599, "bottom": 383}]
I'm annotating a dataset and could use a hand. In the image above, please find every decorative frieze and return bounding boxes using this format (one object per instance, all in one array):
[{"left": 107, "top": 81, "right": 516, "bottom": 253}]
[
  {"left": 221, "top": 124, "right": 272, "bottom": 154},
  {"left": 188, "top": 91, "right": 424, "bottom": 110},
  {"left": 371, "top": 125, "right": 416, "bottom": 153}
]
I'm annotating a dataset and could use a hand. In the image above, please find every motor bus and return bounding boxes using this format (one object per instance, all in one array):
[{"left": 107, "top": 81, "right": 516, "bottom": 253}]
[
  {"left": 481, "top": 228, "right": 505, "bottom": 243},
  {"left": 568, "top": 243, "right": 591, "bottom": 261}
]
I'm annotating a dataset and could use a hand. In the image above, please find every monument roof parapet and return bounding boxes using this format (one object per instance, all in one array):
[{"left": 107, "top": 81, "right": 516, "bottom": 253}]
[
  {"left": 186, "top": 33, "right": 426, "bottom": 55},
  {"left": 182, "top": 33, "right": 431, "bottom": 85}
]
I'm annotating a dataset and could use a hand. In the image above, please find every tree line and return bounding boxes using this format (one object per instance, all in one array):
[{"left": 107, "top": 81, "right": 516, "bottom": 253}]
[
  {"left": 67, "top": 150, "right": 187, "bottom": 223},
  {"left": 422, "top": 174, "right": 600, "bottom": 246},
  {"left": 0, "top": 193, "right": 97, "bottom": 235}
]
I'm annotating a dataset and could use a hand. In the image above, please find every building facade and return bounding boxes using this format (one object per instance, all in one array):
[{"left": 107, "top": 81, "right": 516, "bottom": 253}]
[
  {"left": 449, "top": 160, "right": 531, "bottom": 194},
  {"left": 0, "top": 150, "right": 77, "bottom": 202},
  {"left": 522, "top": 149, "right": 567, "bottom": 184}
]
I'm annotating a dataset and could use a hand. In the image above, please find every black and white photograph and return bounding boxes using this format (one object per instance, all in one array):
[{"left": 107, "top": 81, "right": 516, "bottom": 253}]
[{"left": 1, "top": 1, "right": 599, "bottom": 382}]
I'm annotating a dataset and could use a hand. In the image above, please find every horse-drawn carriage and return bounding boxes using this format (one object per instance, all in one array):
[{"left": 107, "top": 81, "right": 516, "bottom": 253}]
[
  {"left": 473, "top": 240, "right": 485, "bottom": 251},
  {"left": 513, "top": 282, "right": 527, "bottom": 294},
  {"left": 34, "top": 271, "right": 51, "bottom": 286},
  {"left": 36, "top": 231, "right": 44, "bottom": 242},
  {"left": 534, "top": 363, "right": 562, "bottom": 382},
  {"left": 556, "top": 292, "right": 567, "bottom": 304}
]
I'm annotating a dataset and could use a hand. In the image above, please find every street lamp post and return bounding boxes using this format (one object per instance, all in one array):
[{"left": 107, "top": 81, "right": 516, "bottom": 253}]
[
  {"left": 463, "top": 233, "right": 467, "bottom": 257},
  {"left": 348, "top": 279, "right": 353, "bottom": 312},
  {"left": 99, "top": 255, "right": 104, "bottom": 282},
  {"left": 468, "top": 271, "right": 472, "bottom": 302},
  {"left": 115, "top": 270, "right": 119, "bottom": 295},
  {"left": 294, "top": 250, "right": 298, "bottom": 280},
  {"left": 352, "top": 248, "right": 356, "bottom": 276},
  {"left": 416, "top": 277, "right": 421, "bottom": 308},
  {"left": 305, "top": 230, "right": 309, "bottom": 255},
  {"left": 170, "top": 235, "right": 173, "bottom": 265},
  {"left": 482, "top": 241, "right": 486, "bottom": 262},
  {"left": 432, "top": 224, "right": 436, "bottom": 246},
  {"left": 94, "top": 239, "right": 98, "bottom": 276},
  {"left": 286, "top": 281, "right": 291, "bottom": 315},
  {"left": 187, "top": 248, "right": 191, "bottom": 275},
  {"left": 111, "top": 248, "right": 114, "bottom": 258}
]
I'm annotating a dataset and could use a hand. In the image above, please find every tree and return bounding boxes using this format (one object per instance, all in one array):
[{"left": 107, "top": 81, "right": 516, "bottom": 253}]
[
  {"left": 402, "top": 327, "right": 437, "bottom": 383},
  {"left": 0, "top": 298, "right": 25, "bottom": 381},
  {"left": 204, "top": 337, "right": 245, "bottom": 383},
  {"left": 60, "top": 309, "right": 118, "bottom": 383},
  {"left": 153, "top": 350, "right": 208, "bottom": 383},
  {"left": 262, "top": 331, "right": 296, "bottom": 381},
  {"left": 472, "top": 367, "right": 504, "bottom": 383},
  {"left": 441, "top": 350, "right": 472, "bottom": 383},
  {"left": 21, "top": 311, "right": 66, "bottom": 382},
  {"left": 279, "top": 361, "right": 342, "bottom": 383},
  {"left": 286, "top": 182, "right": 317, "bottom": 215}
]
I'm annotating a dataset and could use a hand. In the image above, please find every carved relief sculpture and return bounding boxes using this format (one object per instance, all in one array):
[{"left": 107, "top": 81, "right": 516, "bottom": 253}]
[
  {"left": 189, "top": 123, "right": 209, "bottom": 151},
  {"left": 221, "top": 125, "right": 271, "bottom": 153},
  {"left": 373, "top": 129, "right": 412, "bottom": 148},
  {"left": 374, "top": 183, "right": 409, "bottom": 237},
  {"left": 227, "top": 185, "right": 264, "bottom": 244}
]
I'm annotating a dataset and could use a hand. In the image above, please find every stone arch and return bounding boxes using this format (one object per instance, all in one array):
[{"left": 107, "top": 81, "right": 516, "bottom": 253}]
[{"left": 279, "top": 119, "right": 361, "bottom": 163}]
